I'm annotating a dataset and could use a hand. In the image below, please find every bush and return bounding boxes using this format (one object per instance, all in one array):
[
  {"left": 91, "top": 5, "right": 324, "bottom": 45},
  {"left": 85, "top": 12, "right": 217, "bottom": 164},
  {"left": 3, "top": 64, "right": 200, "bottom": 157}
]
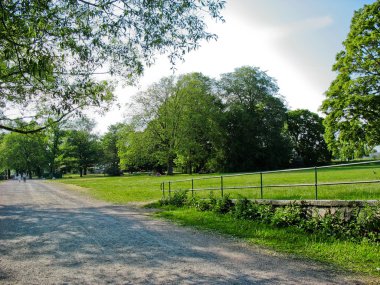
[
  {"left": 317, "top": 210, "right": 348, "bottom": 239},
  {"left": 256, "top": 204, "right": 275, "bottom": 223},
  {"left": 213, "top": 194, "right": 234, "bottom": 214},
  {"left": 271, "top": 204, "right": 306, "bottom": 227},
  {"left": 158, "top": 191, "right": 380, "bottom": 243},
  {"left": 233, "top": 197, "right": 254, "bottom": 220},
  {"left": 195, "top": 199, "right": 214, "bottom": 211},
  {"left": 186, "top": 196, "right": 213, "bottom": 211},
  {"left": 160, "top": 190, "right": 188, "bottom": 207},
  {"left": 355, "top": 204, "right": 380, "bottom": 241}
]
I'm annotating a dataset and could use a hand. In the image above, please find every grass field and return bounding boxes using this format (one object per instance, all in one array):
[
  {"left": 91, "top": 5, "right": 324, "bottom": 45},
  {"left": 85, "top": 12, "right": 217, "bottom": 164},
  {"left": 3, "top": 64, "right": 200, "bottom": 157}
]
[{"left": 58, "top": 162, "right": 380, "bottom": 202}]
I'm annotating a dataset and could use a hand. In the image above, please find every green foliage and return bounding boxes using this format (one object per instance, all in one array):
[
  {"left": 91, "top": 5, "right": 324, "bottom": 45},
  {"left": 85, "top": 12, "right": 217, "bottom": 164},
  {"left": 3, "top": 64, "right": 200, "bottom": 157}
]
[
  {"left": 213, "top": 194, "right": 234, "bottom": 214},
  {"left": 59, "top": 129, "right": 101, "bottom": 176},
  {"left": 0, "top": 0, "right": 225, "bottom": 133},
  {"left": 321, "top": 1, "right": 380, "bottom": 159},
  {"left": 287, "top": 109, "right": 331, "bottom": 166},
  {"left": 219, "top": 66, "right": 291, "bottom": 171},
  {"left": 160, "top": 190, "right": 188, "bottom": 207},
  {"left": 271, "top": 204, "right": 306, "bottom": 227},
  {"left": 124, "top": 73, "right": 224, "bottom": 174},
  {"left": 0, "top": 131, "right": 47, "bottom": 177},
  {"left": 157, "top": 191, "right": 380, "bottom": 243},
  {"left": 101, "top": 124, "right": 123, "bottom": 176},
  {"left": 117, "top": 124, "right": 160, "bottom": 172}
]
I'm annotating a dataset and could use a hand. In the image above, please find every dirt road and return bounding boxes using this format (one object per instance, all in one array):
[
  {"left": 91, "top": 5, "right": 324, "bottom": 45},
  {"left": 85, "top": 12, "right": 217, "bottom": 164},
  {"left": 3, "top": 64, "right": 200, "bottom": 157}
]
[{"left": 0, "top": 180, "right": 364, "bottom": 284}]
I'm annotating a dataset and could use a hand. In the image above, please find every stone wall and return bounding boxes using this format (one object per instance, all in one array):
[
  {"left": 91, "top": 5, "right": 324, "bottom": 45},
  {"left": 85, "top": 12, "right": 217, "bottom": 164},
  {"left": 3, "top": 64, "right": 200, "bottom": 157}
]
[{"left": 250, "top": 199, "right": 379, "bottom": 218}]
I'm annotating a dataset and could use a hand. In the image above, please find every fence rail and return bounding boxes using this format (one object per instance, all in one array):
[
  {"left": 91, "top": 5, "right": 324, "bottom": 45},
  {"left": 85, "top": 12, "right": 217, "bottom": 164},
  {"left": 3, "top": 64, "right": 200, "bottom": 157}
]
[{"left": 160, "top": 160, "right": 380, "bottom": 200}]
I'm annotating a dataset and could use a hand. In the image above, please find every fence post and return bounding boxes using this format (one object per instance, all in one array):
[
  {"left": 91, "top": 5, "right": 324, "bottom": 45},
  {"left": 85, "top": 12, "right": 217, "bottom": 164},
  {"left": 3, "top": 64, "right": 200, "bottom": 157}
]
[
  {"left": 162, "top": 182, "right": 165, "bottom": 198},
  {"left": 260, "top": 172, "right": 263, "bottom": 199},
  {"left": 314, "top": 167, "right": 318, "bottom": 200},
  {"left": 191, "top": 179, "right": 194, "bottom": 197},
  {"left": 169, "top": 181, "right": 171, "bottom": 198},
  {"left": 220, "top": 176, "right": 224, "bottom": 197}
]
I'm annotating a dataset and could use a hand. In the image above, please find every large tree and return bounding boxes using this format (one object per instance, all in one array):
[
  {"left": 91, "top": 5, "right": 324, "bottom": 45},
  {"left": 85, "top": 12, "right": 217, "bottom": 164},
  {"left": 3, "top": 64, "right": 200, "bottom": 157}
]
[
  {"left": 0, "top": 132, "right": 47, "bottom": 178},
  {"left": 131, "top": 76, "right": 180, "bottom": 174},
  {"left": 59, "top": 129, "right": 101, "bottom": 176},
  {"left": 125, "top": 72, "right": 223, "bottom": 174},
  {"left": 174, "top": 73, "right": 224, "bottom": 173},
  {"left": 0, "top": 0, "right": 225, "bottom": 133},
  {"left": 287, "top": 109, "right": 331, "bottom": 166},
  {"left": 117, "top": 125, "right": 159, "bottom": 172},
  {"left": 321, "top": 1, "right": 380, "bottom": 159},
  {"left": 219, "top": 66, "right": 291, "bottom": 172}
]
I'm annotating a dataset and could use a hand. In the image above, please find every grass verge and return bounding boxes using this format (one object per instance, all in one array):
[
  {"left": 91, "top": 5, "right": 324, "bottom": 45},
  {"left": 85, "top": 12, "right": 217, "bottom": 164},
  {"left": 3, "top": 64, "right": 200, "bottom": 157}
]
[{"left": 156, "top": 207, "right": 380, "bottom": 279}]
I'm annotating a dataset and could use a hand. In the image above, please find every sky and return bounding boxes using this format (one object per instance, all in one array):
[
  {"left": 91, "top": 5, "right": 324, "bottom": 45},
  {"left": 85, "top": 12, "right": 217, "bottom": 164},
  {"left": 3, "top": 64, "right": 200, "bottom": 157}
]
[{"left": 93, "top": 0, "right": 376, "bottom": 133}]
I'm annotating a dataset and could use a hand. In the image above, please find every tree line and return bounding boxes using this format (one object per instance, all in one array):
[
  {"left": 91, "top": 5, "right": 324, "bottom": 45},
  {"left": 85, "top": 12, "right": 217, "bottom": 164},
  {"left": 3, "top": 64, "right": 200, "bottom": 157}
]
[
  {"left": 1, "top": 1, "right": 378, "bottom": 178},
  {"left": 0, "top": 66, "right": 332, "bottom": 178}
]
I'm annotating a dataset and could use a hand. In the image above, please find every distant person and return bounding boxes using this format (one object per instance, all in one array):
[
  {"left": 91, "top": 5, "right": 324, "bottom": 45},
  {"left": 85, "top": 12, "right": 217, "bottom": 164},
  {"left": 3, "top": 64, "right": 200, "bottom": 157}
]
[{"left": 23, "top": 176, "right": 26, "bottom": 183}]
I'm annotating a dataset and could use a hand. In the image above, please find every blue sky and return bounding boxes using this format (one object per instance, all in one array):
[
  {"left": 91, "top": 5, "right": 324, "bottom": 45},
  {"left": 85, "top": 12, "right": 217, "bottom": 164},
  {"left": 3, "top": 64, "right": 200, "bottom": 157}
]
[{"left": 94, "top": 0, "right": 376, "bottom": 133}]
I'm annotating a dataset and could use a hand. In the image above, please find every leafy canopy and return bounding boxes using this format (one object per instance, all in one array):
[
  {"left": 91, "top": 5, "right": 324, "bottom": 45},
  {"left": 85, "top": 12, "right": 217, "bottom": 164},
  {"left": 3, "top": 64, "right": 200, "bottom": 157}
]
[
  {"left": 219, "top": 66, "right": 291, "bottom": 171},
  {"left": 0, "top": 0, "right": 225, "bottom": 133},
  {"left": 321, "top": 1, "right": 380, "bottom": 159},
  {"left": 287, "top": 109, "right": 331, "bottom": 166}
]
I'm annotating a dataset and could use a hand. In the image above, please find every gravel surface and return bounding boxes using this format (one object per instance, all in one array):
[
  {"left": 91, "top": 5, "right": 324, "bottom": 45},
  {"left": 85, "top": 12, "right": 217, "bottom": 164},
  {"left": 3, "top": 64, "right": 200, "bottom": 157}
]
[{"left": 0, "top": 179, "right": 365, "bottom": 284}]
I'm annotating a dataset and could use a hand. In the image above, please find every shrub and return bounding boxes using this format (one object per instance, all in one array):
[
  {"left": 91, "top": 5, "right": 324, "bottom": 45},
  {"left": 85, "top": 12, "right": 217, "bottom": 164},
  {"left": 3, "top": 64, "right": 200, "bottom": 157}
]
[
  {"left": 355, "top": 204, "right": 380, "bottom": 242},
  {"left": 214, "top": 194, "right": 234, "bottom": 214},
  {"left": 195, "top": 199, "right": 213, "bottom": 211},
  {"left": 317, "top": 210, "right": 348, "bottom": 239},
  {"left": 271, "top": 204, "right": 305, "bottom": 227},
  {"left": 160, "top": 190, "right": 188, "bottom": 207},
  {"left": 187, "top": 195, "right": 214, "bottom": 212},
  {"left": 233, "top": 197, "right": 254, "bottom": 220},
  {"left": 209, "top": 191, "right": 217, "bottom": 209},
  {"left": 256, "top": 204, "right": 274, "bottom": 223}
]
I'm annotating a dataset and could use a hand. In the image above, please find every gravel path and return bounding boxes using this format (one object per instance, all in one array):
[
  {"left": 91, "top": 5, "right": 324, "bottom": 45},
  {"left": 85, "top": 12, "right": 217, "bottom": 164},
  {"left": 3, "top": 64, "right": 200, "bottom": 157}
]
[{"left": 0, "top": 180, "right": 364, "bottom": 284}]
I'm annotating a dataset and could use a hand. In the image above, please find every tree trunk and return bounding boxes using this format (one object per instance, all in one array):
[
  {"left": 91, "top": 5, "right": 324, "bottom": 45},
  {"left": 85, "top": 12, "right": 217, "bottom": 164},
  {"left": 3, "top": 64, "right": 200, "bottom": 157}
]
[
  {"left": 167, "top": 157, "right": 174, "bottom": 175},
  {"left": 79, "top": 168, "right": 83, "bottom": 177},
  {"left": 84, "top": 167, "right": 87, "bottom": 175}
]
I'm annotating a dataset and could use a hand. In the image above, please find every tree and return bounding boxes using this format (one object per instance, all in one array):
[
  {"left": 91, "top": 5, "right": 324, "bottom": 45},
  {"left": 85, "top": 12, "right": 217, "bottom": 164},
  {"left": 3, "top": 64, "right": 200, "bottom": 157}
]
[
  {"left": 117, "top": 125, "right": 160, "bottom": 172},
  {"left": 321, "top": 1, "right": 380, "bottom": 159},
  {"left": 59, "top": 129, "right": 101, "bottom": 176},
  {"left": 219, "top": 66, "right": 291, "bottom": 172},
  {"left": 0, "top": 132, "right": 47, "bottom": 178},
  {"left": 174, "top": 73, "right": 224, "bottom": 173},
  {"left": 101, "top": 123, "right": 123, "bottom": 175},
  {"left": 0, "top": 0, "right": 225, "bottom": 133},
  {"left": 130, "top": 76, "right": 183, "bottom": 174},
  {"left": 287, "top": 109, "right": 331, "bottom": 166},
  {"left": 44, "top": 123, "right": 66, "bottom": 178},
  {"left": 128, "top": 73, "right": 224, "bottom": 174}
]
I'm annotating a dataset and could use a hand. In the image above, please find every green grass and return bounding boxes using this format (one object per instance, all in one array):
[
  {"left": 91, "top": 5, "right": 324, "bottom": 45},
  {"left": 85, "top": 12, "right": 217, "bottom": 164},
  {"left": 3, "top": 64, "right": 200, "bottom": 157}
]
[
  {"left": 169, "top": 163, "right": 380, "bottom": 200},
  {"left": 157, "top": 207, "right": 380, "bottom": 279},
  {"left": 57, "top": 173, "right": 196, "bottom": 203},
  {"left": 57, "top": 163, "right": 380, "bottom": 202}
]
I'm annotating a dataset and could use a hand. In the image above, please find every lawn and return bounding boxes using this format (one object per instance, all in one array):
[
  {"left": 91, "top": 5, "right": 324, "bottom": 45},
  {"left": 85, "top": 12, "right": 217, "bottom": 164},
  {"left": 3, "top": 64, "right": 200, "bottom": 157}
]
[
  {"left": 57, "top": 162, "right": 380, "bottom": 202},
  {"left": 57, "top": 173, "right": 192, "bottom": 203},
  {"left": 165, "top": 163, "right": 380, "bottom": 200}
]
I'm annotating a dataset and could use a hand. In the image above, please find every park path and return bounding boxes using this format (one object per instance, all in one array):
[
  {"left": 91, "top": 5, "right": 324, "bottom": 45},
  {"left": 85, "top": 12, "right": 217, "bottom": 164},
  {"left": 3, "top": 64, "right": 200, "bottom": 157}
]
[{"left": 0, "top": 179, "right": 364, "bottom": 284}]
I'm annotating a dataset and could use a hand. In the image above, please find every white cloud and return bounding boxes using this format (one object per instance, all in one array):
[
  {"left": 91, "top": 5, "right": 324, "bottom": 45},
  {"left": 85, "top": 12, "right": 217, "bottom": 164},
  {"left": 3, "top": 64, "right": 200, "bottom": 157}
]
[{"left": 270, "top": 16, "right": 334, "bottom": 39}]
